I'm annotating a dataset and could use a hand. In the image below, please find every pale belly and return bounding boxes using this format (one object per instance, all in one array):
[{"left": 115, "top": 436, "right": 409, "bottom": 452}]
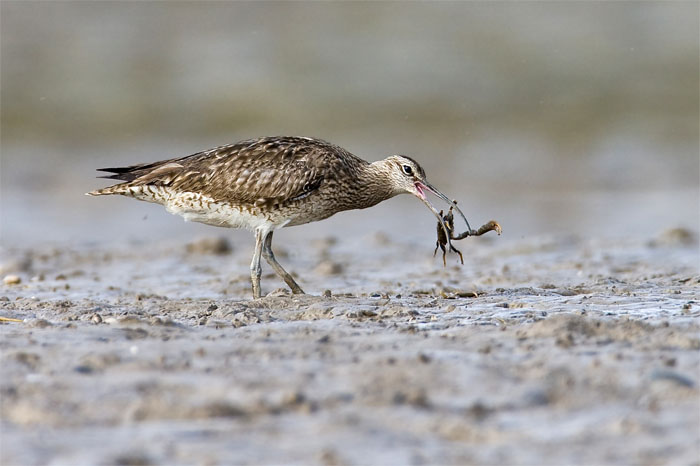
[
  {"left": 125, "top": 186, "right": 330, "bottom": 231},
  {"left": 168, "top": 200, "right": 276, "bottom": 230}
]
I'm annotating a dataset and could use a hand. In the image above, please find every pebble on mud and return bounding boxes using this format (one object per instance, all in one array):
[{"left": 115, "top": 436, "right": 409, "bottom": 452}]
[
  {"left": 185, "top": 237, "right": 232, "bottom": 255},
  {"left": 0, "top": 256, "right": 32, "bottom": 275},
  {"left": 372, "top": 231, "right": 391, "bottom": 245},
  {"left": 650, "top": 369, "right": 696, "bottom": 388},
  {"left": 26, "top": 318, "right": 53, "bottom": 328},
  {"left": 3, "top": 275, "right": 21, "bottom": 285},
  {"left": 314, "top": 260, "right": 343, "bottom": 276},
  {"left": 111, "top": 452, "right": 154, "bottom": 466},
  {"left": 12, "top": 352, "right": 41, "bottom": 369},
  {"left": 115, "top": 316, "right": 146, "bottom": 326},
  {"left": 311, "top": 236, "right": 338, "bottom": 250},
  {"left": 648, "top": 227, "right": 698, "bottom": 248},
  {"left": 392, "top": 389, "right": 429, "bottom": 408},
  {"left": 150, "top": 316, "right": 177, "bottom": 326}
]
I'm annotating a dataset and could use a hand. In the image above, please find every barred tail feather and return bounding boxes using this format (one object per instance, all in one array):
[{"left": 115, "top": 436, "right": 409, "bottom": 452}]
[{"left": 86, "top": 184, "right": 130, "bottom": 196}]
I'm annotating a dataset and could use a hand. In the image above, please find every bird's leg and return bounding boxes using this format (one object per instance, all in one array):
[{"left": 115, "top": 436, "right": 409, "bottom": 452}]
[
  {"left": 262, "top": 231, "right": 305, "bottom": 295},
  {"left": 250, "top": 229, "right": 264, "bottom": 299}
]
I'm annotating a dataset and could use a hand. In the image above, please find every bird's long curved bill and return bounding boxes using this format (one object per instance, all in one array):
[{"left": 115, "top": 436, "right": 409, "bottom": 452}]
[{"left": 420, "top": 181, "right": 473, "bottom": 233}]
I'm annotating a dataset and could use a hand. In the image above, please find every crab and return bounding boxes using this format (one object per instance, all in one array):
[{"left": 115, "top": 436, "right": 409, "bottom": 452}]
[
  {"left": 434, "top": 206, "right": 464, "bottom": 266},
  {"left": 434, "top": 201, "right": 502, "bottom": 266}
]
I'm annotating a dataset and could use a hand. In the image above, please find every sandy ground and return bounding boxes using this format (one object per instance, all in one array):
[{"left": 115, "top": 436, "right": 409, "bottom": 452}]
[{"left": 1, "top": 228, "right": 698, "bottom": 465}]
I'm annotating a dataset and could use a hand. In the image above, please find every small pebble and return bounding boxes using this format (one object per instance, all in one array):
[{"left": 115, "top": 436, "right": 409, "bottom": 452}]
[
  {"left": 3, "top": 275, "right": 21, "bottom": 285},
  {"left": 372, "top": 231, "right": 391, "bottom": 245},
  {"left": 117, "top": 316, "right": 145, "bottom": 325},
  {"left": 150, "top": 316, "right": 176, "bottom": 326},
  {"left": 26, "top": 318, "right": 53, "bottom": 328},
  {"left": 185, "top": 237, "right": 232, "bottom": 255},
  {"left": 90, "top": 313, "right": 103, "bottom": 324},
  {"left": 314, "top": 260, "right": 343, "bottom": 276},
  {"left": 74, "top": 365, "right": 94, "bottom": 374},
  {"left": 648, "top": 227, "right": 697, "bottom": 248},
  {"left": 651, "top": 369, "right": 695, "bottom": 388}
]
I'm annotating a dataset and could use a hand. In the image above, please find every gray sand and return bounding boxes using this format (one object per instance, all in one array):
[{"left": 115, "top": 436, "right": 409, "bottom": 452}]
[{"left": 1, "top": 229, "right": 698, "bottom": 465}]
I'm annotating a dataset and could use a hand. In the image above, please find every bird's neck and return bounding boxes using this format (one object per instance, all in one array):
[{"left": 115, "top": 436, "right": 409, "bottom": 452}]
[{"left": 351, "top": 160, "right": 400, "bottom": 209}]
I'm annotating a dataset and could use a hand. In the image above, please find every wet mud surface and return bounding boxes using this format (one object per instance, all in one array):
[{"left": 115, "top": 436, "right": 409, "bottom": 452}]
[{"left": 1, "top": 231, "right": 698, "bottom": 465}]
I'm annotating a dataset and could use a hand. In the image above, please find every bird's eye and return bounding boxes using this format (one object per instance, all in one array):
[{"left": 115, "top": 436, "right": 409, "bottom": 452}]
[{"left": 402, "top": 164, "right": 413, "bottom": 176}]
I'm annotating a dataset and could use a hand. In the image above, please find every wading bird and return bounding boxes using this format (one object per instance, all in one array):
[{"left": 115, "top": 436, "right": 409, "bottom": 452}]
[{"left": 88, "top": 136, "right": 473, "bottom": 298}]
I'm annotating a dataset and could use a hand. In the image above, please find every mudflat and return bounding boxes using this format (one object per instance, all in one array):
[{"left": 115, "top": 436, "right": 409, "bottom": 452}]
[{"left": 1, "top": 229, "right": 698, "bottom": 465}]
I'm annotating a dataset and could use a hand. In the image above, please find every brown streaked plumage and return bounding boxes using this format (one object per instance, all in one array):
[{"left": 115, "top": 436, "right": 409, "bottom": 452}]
[{"left": 88, "top": 136, "right": 470, "bottom": 298}]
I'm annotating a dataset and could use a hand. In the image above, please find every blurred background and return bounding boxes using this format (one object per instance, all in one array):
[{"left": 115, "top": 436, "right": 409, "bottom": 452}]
[{"left": 2, "top": 1, "right": 698, "bottom": 247}]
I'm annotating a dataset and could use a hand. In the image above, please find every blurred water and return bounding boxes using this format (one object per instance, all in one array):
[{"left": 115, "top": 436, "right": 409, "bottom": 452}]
[{"left": 1, "top": 2, "right": 698, "bottom": 247}]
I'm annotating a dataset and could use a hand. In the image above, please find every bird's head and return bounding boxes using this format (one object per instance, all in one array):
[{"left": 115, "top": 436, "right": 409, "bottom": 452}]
[
  {"left": 383, "top": 155, "right": 429, "bottom": 199},
  {"left": 381, "top": 155, "right": 473, "bottom": 238}
]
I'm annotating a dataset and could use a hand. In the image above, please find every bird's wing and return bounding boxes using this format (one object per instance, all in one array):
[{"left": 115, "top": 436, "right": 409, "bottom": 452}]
[{"left": 99, "top": 137, "right": 344, "bottom": 205}]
